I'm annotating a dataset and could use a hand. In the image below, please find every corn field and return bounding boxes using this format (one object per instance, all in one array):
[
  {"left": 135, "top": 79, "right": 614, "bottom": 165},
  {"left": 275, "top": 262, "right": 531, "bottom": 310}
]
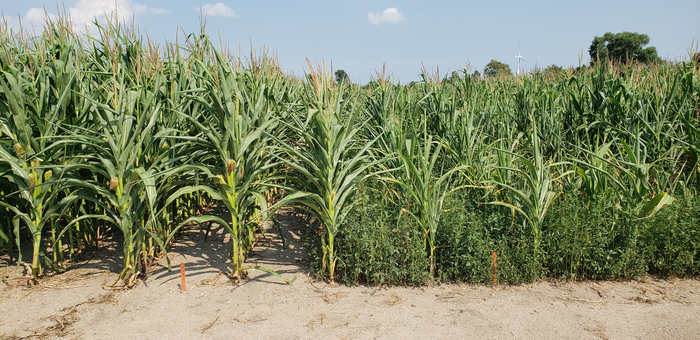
[{"left": 1, "top": 18, "right": 699, "bottom": 286}]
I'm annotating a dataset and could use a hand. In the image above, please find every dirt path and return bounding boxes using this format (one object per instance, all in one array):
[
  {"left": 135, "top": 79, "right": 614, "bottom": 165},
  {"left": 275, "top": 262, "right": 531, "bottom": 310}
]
[{"left": 1, "top": 208, "right": 699, "bottom": 339}]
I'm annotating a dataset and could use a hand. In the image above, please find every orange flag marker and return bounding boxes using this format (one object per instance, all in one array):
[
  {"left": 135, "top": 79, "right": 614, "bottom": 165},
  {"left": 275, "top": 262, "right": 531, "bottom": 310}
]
[
  {"left": 491, "top": 252, "right": 498, "bottom": 284},
  {"left": 180, "top": 262, "right": 186, "bottom": 291}
]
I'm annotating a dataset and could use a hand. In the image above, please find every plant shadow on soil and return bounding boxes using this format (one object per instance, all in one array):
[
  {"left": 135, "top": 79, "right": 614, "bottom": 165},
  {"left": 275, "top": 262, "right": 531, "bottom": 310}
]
[
  {"left": 0, "top": 232, "right": 122, "bottom": 280},
  {"left": 0, "top": 206, "right": 311, "bottom": 339},
  {"left": 145, "top": 205, "right": 310, "bottom": 288},
  {"left": 0, "top": 205, "right": 310, "bottom": 289}
]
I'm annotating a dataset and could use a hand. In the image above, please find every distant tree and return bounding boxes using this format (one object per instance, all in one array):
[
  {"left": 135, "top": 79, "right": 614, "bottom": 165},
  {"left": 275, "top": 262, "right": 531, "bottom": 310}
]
[
  {"left": 334, "top": 69, "right": 349, "bottom": 84},
  {"left": 544, "top": 64, "right": 563, "bottom": 75},
  {"left": 588, "top": 32, "right": 660, "bottom": 64},
  {"left": 362, "top": 79, "right": 377, "bottom": 89},
  {"left": 472, "top": 70, "right": 481, "bottom": 80},
  {"left": 444, "top": 71, "right": 461, "bottom": 83},
  {"left": 484, "top": 60, "right": 511, "bottom": 78},
  {"left": 574, "top": 65, "right": 589, "bottom": 75}
]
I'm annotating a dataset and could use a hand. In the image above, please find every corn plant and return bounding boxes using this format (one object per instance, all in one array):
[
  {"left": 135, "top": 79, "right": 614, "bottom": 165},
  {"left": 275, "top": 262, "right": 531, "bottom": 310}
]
[
  {"left": 487, "top": 119, "right": 569, "bottom": 262},
  {"left": 165, "top": 47, "right": 292, "bottom": 278},
  {"left": 277, "top": 63, "right": 377, "bottom": 283},
  {"left": 59, "top": 57, "right": 169, "bottom": 284},
  {"left": 441, "top": 107, "right": 489, "bottom": 184},
  {"left": 572, "top": 129, "right": 675, "bottom": 218},
  {"left": 395, "top": 133, "right": 468, "bottom": 277},
  {"left": 680, "top": 111, "right": 699, "bottom": 186},
  {"left": 0, "top": 46, "right": 79, "bottom": 277},
  {"left": 572, "top": 139, "right": 612, "bottom": 199},
  {"left": 365, "top": 79, "right": 470, "bottom": 277},
  {"left": 363, "top": 80, "right": 417, "bottom": 186}
]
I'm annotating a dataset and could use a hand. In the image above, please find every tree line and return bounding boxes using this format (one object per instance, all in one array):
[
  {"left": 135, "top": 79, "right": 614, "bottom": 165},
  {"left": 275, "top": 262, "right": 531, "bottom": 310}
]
[{"left": 336, "top": 31, "right": 690, "bottom": 83}]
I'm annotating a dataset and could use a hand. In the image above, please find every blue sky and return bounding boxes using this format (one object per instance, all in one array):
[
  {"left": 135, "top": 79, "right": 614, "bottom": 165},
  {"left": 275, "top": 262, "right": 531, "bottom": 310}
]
[{"left": 2, "top": 1, "right": 699, "bottom": 84}]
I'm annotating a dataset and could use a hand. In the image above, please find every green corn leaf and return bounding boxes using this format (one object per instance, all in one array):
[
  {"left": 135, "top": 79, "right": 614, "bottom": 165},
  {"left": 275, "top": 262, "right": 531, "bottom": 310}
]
[{"left": 639, "top": 192, "right": 675, "bottom": 218}]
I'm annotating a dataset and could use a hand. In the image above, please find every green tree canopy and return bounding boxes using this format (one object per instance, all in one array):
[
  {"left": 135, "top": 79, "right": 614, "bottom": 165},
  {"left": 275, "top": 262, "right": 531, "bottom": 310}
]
[
  {"left": 589, "top": 32, "right": 660, "bottom": 64},
  {"left": 484, "top": 60, "right": 511, "bottom": 78},
  {"left": 444, "top": 71, "right": 461, "bottom": 83},
  {"left": 334, "top": 69, "right": 349, "bottom": 84},
  {"left": 544, "top": 64, "right": 563, "bottom": 75},
  {"left": 472, "top": 70, "right": 481, "bottom": 80}
]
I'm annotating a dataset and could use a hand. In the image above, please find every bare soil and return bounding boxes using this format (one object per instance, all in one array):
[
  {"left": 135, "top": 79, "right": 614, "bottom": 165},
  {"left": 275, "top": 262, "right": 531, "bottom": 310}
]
[{"left": 1, "top": 208, "right": 698, "bottom": 339}]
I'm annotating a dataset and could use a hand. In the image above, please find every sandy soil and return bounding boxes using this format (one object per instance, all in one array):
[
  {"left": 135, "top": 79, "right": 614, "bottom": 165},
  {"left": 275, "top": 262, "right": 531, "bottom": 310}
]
[{"left": 1, "top": 208, "right": 699, "bottom": 340}]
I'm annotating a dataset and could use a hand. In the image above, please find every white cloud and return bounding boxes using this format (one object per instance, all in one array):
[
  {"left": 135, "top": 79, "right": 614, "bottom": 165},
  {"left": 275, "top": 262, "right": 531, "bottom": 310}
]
[
  {"left": 2, "top": 17, "right": 21, "bottom": 33},
  {"left": 24, "top": 8, "right": 56, "bottom": 27},
  {"left": 368, "top": 8, "right": 406, "bottom": 25},
  {"left": 69, "top": 0, "right": 150, "bottom": 32},
  {"left": 150, "top": 8, "right": 172, "bottom": 15},
  {"left": 197, "top": 3, "right": 238, "bottom": 18},
  {"left": 2, "top": 8, "right": 57, "bottom": 33},
  {"left": 2, "top": 0, "right": 170, "bottom": 34}
]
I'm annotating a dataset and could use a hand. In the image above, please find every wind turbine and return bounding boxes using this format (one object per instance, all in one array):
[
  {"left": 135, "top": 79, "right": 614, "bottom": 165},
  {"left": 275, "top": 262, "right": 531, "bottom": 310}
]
[{"left": 515, "top": 44, "right": 527, "bottom": 75}]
